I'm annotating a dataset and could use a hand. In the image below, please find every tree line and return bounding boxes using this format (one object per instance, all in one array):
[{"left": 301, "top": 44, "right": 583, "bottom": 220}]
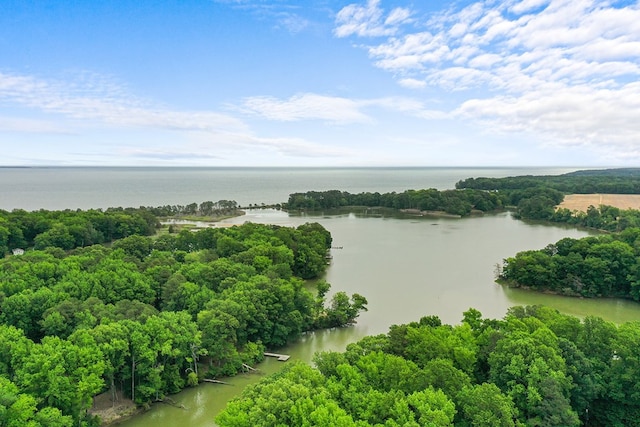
[
  {"left": 0, "top": 208, "right": 158, "bottom": 256},
  {"left": 283, "top": 172, "right": 640, "bottom": 231},
  {"left": 0, "top": 221, "right": 367, "bottom": 426},
  {"left": 283, "top": 186, "right": 580, "bottom": 225},
  {"left": 267, "top": 169, "right": 640, "bottom": 231},
  {"left": 456, "top": 168, "right": 640, "bottom": 194},
  {"left": 455, "top": 169, "right": 640, "bottom": 227},
  {"left": 285, "top": 189, "right": 504, "bottom": 216},
  {"left": 142, "top": 199, "right": 239, "bottom": 218},
  {"left": 217, "top": 306, "right": 640, "bottom": 426},
  {"left": 0, "top": 200, "right": 243, "bottom": 257},
  {"left": 544, "top": 205, "right": 640, "bottom": 231}
]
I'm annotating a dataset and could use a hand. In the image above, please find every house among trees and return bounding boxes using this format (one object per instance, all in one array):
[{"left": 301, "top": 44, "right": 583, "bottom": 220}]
[{"left": 12, "top": 248, "right": 24, "bottom": 256}]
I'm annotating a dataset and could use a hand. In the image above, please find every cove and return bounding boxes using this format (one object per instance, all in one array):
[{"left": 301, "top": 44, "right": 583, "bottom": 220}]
[{"left": 116, "top": 209, "right": 640, "bottom": 427}]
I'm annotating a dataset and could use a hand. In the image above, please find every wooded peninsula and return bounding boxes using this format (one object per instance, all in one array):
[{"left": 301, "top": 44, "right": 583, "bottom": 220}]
[
  {"left": 0, "top": 212, "right": 366, "bottom": 426},
  {"left": 218, "top": 306, "right": 640, "bottom": 427}
]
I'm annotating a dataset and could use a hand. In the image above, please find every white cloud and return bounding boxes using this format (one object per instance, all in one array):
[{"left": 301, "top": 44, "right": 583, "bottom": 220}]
[
  {"left": 455, "top": 81, "right": 640, "bottom": 154},
  {"left": 509, "top": 0, "right": 550, "bottom": 15},
  {"left": 468, "top": 53, "right": 502, "bottom": 68},
  {"left": 370, "top": 32, "right": 450, "bottom": 70},
  {"left": 0, "top": 116, "right": 71, "bottom": 134},
  {"left": 114, "top": 127, "right": 359, "bottom": 164},
  {"left": 188, "top": 130, "right": 359, "bottom": 159},
  {"left": 276, "top": 13, "right": 309, "bottom": 33},
  {"left": 334, "top": 0, "right": 640, "bottom": 157},
  {"left": 334, "top": 0, "right": 412, "bottom": 37},
  {"left": 385, "top": 6, "right": 412, "bottom": 26},
  {"left": 241, "top": 93, "right": 372, "bottom": 123},
  {"left": 0, "top": 71, "right": 359, "bottom": 163},
  {"left": 398, "top": 78, "right": 427, "bottom": 89},
  {"left": 0, "top": 72, "right": 246, "bottom": 133},
  {"left": 249, "top": 135, "right": 358, "bottom": 158},
  {"left": 240, "top": 93, "right": 440, "bottom": 123},
  {"left": 362, "top": 96, "right": 425, "bottom": 112},
  {"left": 213, "top": 0, "right": 310, "bottom": 33}
]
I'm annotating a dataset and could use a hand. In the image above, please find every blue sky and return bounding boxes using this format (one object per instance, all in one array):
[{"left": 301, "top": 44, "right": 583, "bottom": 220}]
[{"left": 1, "top": 0, "right": 639, "bottom": 167}]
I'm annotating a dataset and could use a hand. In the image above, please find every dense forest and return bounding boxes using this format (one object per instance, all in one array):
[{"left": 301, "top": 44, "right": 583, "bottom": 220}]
[
  {"left": 456, "top": 168, "right": 640, "bottom": 194},
  {"left": 217, "top": 306, "right": 640, "bottom": 427},
  {"left": 0, "top": 207, "right": 158, "bottom": 256},
  {"left": 500, "top": 227, "right": 640, "bottom": 300},
  {"left": 284, "top": 170, "right": 640, "bottom": 231},
  {"left": 283, "top": 185, "right": 640, "bottom": 231},
  {"left": 285, "top": 170, "right": 640, "bottom": 226},
  {"left": 0, "top": 217, "right": 367, "bottom": 426},
  {"left": 285, "top": 189, "right": 504, "bottom": 216},
  {"left": 0, "top": 200, "right": 241, "bottom": 257},
  {"left": 456, "top": 169, "right": 640, "bottom": 227}
]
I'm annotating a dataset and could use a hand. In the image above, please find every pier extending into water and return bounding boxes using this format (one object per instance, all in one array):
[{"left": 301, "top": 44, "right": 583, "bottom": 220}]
[{"left": 264, "top": 352, "right": 290, "bottom": 361}]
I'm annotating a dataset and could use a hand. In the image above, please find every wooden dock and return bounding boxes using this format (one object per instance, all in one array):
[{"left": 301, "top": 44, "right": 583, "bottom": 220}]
[
  {"left": 264, "top": 352, "right": 291, "bottom": 361},
  {"left": 202, "top": 379, "right": 232, "bottom": 385}
]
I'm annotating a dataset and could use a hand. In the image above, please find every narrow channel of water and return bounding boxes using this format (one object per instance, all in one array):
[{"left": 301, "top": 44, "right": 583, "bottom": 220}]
[{"left": 117, "top": 209, "right": 640, "bottom": 427}]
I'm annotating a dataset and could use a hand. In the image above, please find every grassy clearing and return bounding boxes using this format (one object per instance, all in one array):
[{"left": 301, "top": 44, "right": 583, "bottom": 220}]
[{"left": 558, "top": 194, "right": 640, "bottom": 212}]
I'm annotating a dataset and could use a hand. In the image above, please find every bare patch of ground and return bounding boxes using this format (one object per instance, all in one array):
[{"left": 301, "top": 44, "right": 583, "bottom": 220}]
[
  {"left": 558, "top": 194, "right": 640, "bottom": 212},
  {"left": 89, "top": 391, "right": 139, "bottom": 426}
]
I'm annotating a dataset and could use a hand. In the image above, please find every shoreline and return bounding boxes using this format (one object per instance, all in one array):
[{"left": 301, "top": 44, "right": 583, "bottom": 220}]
[
  {"left": 158, "top": 211, "right": 246, "bottom": 230},
  {"left": 399, "top": 208, "right": 462, "bottom": 218}
]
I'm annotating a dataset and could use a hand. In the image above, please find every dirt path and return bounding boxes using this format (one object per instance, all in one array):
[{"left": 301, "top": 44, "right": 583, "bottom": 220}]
[{"left": 89, "top": 391, "right": 139, "bottom": 426}]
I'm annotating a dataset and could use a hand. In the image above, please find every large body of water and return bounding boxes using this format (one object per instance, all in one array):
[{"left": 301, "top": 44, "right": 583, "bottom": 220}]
[
  {"left": 2, "top": 166, "right": 637, "bottom": 427},
  {"left": 1, "top": 166, "right": 583, "bottom": 211}
]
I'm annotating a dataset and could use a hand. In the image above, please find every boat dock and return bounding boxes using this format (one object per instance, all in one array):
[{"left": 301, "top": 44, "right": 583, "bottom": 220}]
[{"left": 264, "top": 352, "right": 291, "bottom": 361}]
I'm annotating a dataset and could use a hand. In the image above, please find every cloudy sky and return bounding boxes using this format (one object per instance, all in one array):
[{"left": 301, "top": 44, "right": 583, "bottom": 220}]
[{"left": 1, "top": 0, "right": 639, "bottom": 166}]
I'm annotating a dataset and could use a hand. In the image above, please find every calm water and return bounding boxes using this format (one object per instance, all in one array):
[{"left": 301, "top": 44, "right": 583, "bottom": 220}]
[
  {"left": 116, "top": 208, "right": 640, "bottom": 427},
  {"left": 2, "top": 167, "right": 636, "bottom": 427},
  {"left": 0, "top": 166, "right": 582, "bottom": 211}
]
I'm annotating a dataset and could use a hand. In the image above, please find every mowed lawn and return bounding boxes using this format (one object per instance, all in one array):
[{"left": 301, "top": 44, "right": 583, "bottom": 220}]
[{"left": 558, "top": 194, "right": 640, "bottom": 212}]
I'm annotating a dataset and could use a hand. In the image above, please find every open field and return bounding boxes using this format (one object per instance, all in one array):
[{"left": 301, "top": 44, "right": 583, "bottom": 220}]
[{"left": 558, "top": 194, "right": 640, "bottom": 212}]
